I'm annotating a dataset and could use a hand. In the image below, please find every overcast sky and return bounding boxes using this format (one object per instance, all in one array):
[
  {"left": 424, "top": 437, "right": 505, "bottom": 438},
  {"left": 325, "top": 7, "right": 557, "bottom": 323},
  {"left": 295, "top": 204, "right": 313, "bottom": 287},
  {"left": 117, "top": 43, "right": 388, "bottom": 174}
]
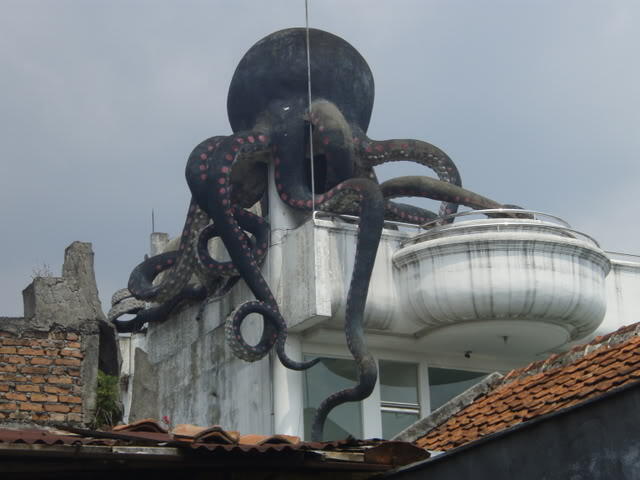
[{"left": 1, "top": 0, "right": 638, "bottom": 317}]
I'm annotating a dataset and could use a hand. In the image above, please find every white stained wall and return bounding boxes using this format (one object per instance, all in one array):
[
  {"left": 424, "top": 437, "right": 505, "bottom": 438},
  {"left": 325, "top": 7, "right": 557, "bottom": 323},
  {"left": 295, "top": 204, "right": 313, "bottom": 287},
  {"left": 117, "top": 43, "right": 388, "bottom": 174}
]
[{"left": 601, "top": 254, "right": 640, "bottom": 333}]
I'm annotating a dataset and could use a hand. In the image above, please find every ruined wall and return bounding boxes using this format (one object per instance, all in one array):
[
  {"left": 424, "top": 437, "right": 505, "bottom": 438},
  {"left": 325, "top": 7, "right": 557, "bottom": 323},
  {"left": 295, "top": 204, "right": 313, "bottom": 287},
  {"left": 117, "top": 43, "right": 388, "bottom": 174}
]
[{"left": 0, "top": 242, "right": 117, "bottom": 427}]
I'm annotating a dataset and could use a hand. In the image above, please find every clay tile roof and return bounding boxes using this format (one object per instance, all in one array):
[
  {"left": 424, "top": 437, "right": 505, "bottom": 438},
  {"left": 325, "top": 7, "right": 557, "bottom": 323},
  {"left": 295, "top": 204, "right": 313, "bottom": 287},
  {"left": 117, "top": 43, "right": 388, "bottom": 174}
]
[
  {"left": 414, "top": 322, "right": 640, "bottom": 452},
  {"left": 97, "top": 422, "right": 306, "bottom": 448},
  {"left": 238, "top": 434, "right": 301, "bottom": 445},
  {"left": 173, "top": 424, "right": 240, "bottom": 444},
  {"left": 112, "top": 418, "right": 168, "bottom": 433}
]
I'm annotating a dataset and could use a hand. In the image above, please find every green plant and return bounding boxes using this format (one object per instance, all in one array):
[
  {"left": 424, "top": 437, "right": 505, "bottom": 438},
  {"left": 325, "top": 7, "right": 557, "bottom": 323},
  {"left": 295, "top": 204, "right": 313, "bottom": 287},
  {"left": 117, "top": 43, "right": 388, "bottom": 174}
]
[{"left": 92, "top": 370, "right": 122, "bottom": 429}]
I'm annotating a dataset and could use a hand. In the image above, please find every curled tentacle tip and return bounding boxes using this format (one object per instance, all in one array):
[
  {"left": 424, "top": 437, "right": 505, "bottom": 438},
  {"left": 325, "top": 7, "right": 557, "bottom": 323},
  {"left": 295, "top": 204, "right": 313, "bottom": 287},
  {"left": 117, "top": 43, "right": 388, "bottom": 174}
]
[{"left": 278, "top": 353, "right": 321, "bottom": 371}]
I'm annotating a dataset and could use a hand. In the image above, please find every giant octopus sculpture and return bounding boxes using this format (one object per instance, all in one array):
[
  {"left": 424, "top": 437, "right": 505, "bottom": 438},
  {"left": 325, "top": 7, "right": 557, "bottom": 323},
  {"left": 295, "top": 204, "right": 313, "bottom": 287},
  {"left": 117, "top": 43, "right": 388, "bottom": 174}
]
[{"left": 110, "top": 28, "right": 514, "bottom": 441}]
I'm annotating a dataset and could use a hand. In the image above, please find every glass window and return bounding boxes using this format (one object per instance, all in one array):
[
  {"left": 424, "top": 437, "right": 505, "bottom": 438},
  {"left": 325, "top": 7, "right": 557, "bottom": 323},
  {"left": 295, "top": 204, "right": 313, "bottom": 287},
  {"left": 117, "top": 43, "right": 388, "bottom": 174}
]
[
  {"left": 379, "top": 360, "right": 420, "bottom": 439},
  {"left": 428, "top": 367, "right": 487, "bottom": 411},
  {"left": 381, "top": 410, "right": 420, "bottom": 438},
  {"left": 303, "top": 357, "right": 363, "bottom": 441},
  {"left": 380, "top": 361, "right": 419, "bottom": 404}
]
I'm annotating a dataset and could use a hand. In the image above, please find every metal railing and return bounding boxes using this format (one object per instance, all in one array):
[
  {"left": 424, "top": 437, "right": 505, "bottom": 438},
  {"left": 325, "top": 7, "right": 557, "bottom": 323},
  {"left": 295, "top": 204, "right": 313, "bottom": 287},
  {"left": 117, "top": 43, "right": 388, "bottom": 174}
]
[
  {"left": 420, "top": 208, "right": 571, "bottom": 229},
  {"left": 407, "top": 208, "right": 601, "bottom": 248},
  {"left": 312, "top": 210, "right": 424, "bottom": 232},
  {"left": 311, "top": 208, "right": 602, "bottom": 249}
]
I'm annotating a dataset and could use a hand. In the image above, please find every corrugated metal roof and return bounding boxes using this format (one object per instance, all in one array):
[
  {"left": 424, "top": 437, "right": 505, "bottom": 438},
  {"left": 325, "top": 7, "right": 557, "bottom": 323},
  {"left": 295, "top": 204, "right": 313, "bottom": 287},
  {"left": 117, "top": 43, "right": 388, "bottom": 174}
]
[
  {"left": 0, "top": 422, "right": 429, "bottom": 474},
  {"left": 0, "top": 428, "right": 115, "bottom": 446}
]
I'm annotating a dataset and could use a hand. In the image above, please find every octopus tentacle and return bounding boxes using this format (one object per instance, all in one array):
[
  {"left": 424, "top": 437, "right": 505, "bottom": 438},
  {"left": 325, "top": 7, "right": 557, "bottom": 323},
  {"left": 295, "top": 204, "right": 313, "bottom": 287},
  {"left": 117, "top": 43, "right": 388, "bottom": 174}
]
[
  {"left": 187, "top": 131, "right": 317, "bottom": 371},
  {"left": 127, "top": 136, "right": 227, "bottom": 303},
  {"left": 274, "top": 100, "right": 358, "bottom": 211},
  {"left": 385, "top": 200, "right": 439, "bottom": 224},
  {"left": 107, "top": 288, "right": 145, "bottom": 325},
  {"left": 309, "top": 178, "right": 384, "bottom": 441},
  {"left": 380, "top": 176, "right": 504, "bottom": 211},
  {"left": 272, "top": 104, "right": 385, "bottom": 440},
  {"left": 109, "top": 286, "right": 206, "bottom": 332},
  {"left": 127, "top": 199, "right": 209, "bottom": 303},
  {"left": 128, "top": 251, "right": 179, "bottom": 298},
  {"left": 353, "top": 128, "right": 462, "bottom": 218},
  {"left": 328, "top": 163, "right": 439, "bottom": 224},
  {"left": 196, "top": 207, "right": 270, "bottom": 277},
  {"left": 225, "top": 299, "right": 317, "bottom": 371},
  {"left": 320, "top": 198, "right": 439, "bottom": 225}
]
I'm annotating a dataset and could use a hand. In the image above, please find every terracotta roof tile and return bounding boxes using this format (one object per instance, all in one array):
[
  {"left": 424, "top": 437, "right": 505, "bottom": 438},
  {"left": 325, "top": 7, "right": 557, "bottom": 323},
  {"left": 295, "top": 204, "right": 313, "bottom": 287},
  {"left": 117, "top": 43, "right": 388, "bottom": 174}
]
[
  {"left": 111, "top": 418, "right": 168, "bottom": 433},
  {"left": 172, "top": 424, "right": 240, "bottom": 444},
  {"left": 238, "top": 434, "right": 301, "bottom": 445},
  {"left": 415, "top": 322, "right": 640, "bottom": 452}
]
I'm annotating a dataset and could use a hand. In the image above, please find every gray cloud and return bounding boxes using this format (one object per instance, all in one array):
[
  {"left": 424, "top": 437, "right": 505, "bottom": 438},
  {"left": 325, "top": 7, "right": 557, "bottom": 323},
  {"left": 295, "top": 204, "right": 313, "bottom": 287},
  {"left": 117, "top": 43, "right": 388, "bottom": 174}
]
[{"left": 1, "top": 0, "right": 638, "bottom": 316}]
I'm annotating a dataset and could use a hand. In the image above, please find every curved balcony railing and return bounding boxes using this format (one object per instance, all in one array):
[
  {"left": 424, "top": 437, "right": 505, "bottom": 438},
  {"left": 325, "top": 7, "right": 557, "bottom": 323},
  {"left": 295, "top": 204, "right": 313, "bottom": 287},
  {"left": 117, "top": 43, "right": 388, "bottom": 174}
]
[
  {"left": 313, "top": 208, "right": 602, "bottom": 251},
  {"left": 407, "top": 209, "right": 600, "bottom": 248},
  {"left": 606, "top": 251, "right": 640, "bottom": 264}
]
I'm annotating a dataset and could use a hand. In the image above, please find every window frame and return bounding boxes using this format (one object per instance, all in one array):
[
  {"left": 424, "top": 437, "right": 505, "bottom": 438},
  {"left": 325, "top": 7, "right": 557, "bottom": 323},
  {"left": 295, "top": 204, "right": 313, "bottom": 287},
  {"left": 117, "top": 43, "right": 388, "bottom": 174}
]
[
  {"left": 302, "top": 353, "right": 366, "bottom": 440},
  {"left": 425, "top": 366, "right": 489, "bottom": 412},
  {"left": 302, "top": 343, "right": 432, "bottom": 439},
  {"left": 379, "top": 359, "right": 422, "bottom": 439}
]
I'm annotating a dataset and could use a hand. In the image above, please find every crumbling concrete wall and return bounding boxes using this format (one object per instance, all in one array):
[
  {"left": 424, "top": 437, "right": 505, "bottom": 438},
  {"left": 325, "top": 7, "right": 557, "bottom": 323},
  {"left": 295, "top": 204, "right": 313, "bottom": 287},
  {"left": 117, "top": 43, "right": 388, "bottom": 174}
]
[
  {"left": 126, "top": 289, "right": 272, "bottom": 433},
  {"left": 0, "top": 242, "right": 118, "bottom": 426}
]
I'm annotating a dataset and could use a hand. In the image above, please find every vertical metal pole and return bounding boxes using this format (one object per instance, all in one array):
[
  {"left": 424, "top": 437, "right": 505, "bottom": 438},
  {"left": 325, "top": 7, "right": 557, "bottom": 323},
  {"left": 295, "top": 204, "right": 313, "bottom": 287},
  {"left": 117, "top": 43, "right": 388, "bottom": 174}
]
[{"left": 305, "top": 0, "right": 315, "bottom": 214}]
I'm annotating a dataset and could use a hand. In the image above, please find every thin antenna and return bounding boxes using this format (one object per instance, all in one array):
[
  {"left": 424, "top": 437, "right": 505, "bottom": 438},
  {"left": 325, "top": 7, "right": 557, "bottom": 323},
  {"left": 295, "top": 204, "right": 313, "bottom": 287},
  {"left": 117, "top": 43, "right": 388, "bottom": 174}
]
[
  {"left": 304, "top": 0, "right": 318, "bottom": 278},
  {"left": 152, "top": 209, "right": 155, "bottom": 233},
  {"left": 305, "top": 0, "right": 315, "bottom": 213}
]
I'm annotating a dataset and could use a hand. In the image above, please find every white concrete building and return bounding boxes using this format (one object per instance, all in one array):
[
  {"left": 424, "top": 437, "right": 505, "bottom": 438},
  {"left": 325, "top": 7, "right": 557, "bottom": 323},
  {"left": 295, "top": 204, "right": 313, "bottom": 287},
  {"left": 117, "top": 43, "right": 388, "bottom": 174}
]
[{"left": 118, "top": 176, "right": 640, "bottom": 441}]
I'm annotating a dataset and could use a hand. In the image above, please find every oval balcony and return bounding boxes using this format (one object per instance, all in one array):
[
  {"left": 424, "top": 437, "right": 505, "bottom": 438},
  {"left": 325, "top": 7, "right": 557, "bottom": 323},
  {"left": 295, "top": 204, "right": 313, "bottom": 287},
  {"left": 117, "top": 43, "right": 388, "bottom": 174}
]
[{"left": 392, "top": 210, "right": 612, "bottom": 358}]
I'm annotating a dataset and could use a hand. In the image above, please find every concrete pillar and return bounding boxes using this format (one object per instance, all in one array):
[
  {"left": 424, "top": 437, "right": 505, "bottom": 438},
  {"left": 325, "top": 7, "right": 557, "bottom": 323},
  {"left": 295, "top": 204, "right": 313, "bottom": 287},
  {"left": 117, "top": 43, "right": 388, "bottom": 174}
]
[
  {"left": 272, "top": 334, "right": 305, "bottom": 435},
  {"left": 150, "top": 232, "right": 169, "bottom": 256},
  {"left": 267, "top": 163, "right": 307, "bottom": 436}
]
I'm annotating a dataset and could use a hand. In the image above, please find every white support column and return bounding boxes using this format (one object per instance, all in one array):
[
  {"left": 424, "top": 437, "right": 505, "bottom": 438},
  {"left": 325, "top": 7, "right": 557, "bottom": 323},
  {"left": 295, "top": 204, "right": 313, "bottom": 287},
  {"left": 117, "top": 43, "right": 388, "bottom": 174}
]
[
  {"left": 267, "top": 163, "right": 307, "bottom": 436},
  {"left": 418, "top": 359, "right": 431, "bottom": 416},
  {"left": 272, "top": 334, "right": 305, "bottom": 435},
  {"left": 362, "top": 363, "right": 382, "bottom": 439}
]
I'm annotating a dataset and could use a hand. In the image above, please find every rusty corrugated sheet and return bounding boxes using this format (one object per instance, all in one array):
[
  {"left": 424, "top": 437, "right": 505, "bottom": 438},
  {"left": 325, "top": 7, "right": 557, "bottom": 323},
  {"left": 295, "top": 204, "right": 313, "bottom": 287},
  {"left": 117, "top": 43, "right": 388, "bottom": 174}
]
[
  {"left": 0, "top": 428, "right": 115, "bottom": 446},
  {"left": 0, "top": 426, "right": 425, "bottom": 463}
]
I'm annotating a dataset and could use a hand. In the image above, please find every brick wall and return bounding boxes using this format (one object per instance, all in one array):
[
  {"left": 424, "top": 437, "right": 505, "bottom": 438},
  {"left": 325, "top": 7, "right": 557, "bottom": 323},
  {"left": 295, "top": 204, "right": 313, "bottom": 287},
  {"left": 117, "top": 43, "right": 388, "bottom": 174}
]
[{"left": 0, "top": 330, "right": 85, "bottom": 424}]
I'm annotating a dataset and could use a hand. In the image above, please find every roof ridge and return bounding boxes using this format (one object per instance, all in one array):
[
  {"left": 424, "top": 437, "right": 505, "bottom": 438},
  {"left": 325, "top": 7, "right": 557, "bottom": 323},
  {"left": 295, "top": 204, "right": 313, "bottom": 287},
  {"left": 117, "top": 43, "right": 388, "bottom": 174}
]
[{"left": 391, "top": 372, "right": 503, "bottom": 443}]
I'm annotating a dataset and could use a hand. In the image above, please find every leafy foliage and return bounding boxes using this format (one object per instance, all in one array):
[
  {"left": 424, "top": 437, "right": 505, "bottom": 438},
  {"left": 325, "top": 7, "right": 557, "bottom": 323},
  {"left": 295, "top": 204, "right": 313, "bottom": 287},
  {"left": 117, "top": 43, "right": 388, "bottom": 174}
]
[{"left": 92, "top": 370, "right": 122, "bottom": 429}]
